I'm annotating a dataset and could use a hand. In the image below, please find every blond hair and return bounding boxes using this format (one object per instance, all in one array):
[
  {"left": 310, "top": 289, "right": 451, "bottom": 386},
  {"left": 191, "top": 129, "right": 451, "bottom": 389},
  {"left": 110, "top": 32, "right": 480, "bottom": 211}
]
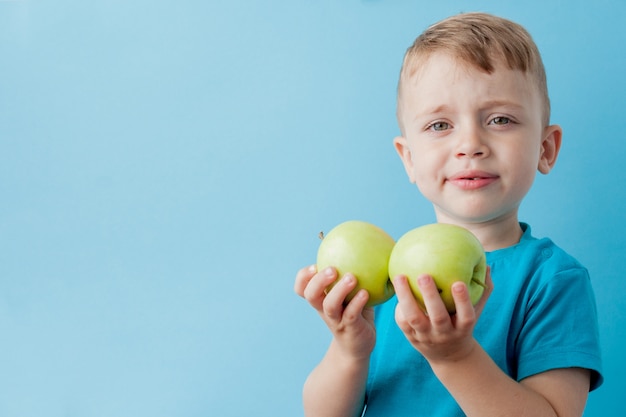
[{"left": 397, "top": 12, "right": 550, "bottom": 131}]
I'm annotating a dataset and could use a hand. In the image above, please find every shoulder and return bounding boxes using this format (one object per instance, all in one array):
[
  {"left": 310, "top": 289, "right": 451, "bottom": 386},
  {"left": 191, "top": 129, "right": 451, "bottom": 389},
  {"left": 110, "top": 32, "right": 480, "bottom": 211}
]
[
  {"left": 489, "top": 223, "right": 589, "bottom": 286},
  {"left": 484, "top": 225, "right": 603, "bottom": 390}
]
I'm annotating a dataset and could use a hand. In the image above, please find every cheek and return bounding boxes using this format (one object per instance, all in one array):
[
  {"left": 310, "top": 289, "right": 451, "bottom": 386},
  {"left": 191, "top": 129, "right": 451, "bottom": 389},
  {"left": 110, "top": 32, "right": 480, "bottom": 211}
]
[
  {"left": 507, "top": 156, "right": 539, "bottom": 195},
  {"left": 410, "top": 155, "right": 442, "bottom": 191},
  {"left": 408, "top": 153, "right": 427, "bottom": 180}
]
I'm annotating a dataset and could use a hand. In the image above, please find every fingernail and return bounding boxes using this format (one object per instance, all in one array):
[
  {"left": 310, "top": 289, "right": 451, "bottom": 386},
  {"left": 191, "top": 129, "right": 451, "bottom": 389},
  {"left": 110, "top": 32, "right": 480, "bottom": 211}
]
[
  {"left": 418, "top": 275, "right": 430, "bottom": 286},
  {"left": 452, "top": 282, "right": 465, "bottom": 293},
  {"left": 393, "top": 275, "right": 404, "bottom": 284},
  {"left": 343, "top": 274, "right": 355, "bottom": 285}
]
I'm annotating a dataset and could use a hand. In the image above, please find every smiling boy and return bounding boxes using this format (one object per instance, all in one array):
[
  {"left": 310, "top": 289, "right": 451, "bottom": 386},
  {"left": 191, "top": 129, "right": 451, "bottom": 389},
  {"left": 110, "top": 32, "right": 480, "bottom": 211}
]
[
  {"left": 394, "top": 43, "right": 555, "bottom": 251},
  {"left": 295, "top": 12, "right": 602, "bottom": 417}
]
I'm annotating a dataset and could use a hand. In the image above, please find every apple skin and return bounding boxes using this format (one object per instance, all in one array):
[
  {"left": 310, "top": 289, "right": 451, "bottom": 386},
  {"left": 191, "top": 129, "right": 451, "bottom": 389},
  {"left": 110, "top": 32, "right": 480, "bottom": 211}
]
[
  {"left": 388, "top": 223, "right": 487, "bottom": 313},
  {"left": 317, "top": 220, "right": 396, "bottom": 307}
]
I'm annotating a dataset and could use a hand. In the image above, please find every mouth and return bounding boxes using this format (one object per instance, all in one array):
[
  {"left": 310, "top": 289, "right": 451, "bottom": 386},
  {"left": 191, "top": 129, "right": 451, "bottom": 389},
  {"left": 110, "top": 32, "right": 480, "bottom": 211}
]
[
  {"left": 448, "top": 170, "right": 498, "bottom": 189},
  {"left": 450, "top": 170, "right": 497, "bottom": 180}
]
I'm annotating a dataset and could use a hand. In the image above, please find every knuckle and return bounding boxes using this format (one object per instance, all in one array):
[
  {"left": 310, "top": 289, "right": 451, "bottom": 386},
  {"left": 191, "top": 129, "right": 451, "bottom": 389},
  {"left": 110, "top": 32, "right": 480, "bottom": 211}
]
[
  {"left": 322, "top": 298, "right": 340, "bottom": 320},
  {"left": 430, "top": 314, "right": 449, "bottom": 327},
  {"left": 407, "top": 316, "right": 422, "bottom": 328},
  {"left": 302, "top": 284, "right": 319, "bottom": 303},
  {"left": 342, "top": 310, "right": 358, "bottom": 323},
  {"left": 294, "top": 280, "right": 305, "bottom": 296}
]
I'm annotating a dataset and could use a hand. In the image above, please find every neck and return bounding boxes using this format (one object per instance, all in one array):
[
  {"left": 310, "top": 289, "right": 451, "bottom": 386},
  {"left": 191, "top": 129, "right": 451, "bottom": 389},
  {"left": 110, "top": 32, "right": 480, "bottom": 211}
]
[{"left": 435, "top": 212, "right": 523, "bottom": 252}]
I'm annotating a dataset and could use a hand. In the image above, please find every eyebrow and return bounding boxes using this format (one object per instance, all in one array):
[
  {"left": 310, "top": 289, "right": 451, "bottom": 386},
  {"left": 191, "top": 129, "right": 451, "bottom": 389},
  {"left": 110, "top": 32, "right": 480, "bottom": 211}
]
[
  {"left": 413, "top": 100, "right": 525, "bottom": 120},
  {"left": 479, "top": 99, "right": 525, "bottom": 110},
  {"left": 412, "top": 104, "right": 452, "bottom": 120}
]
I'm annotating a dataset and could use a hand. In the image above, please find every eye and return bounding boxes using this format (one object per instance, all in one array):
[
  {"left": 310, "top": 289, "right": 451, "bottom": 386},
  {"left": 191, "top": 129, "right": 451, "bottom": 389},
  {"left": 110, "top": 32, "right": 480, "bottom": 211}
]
[
  {"left": 427, "top": 121, "right": 450, "bottom": 131},
  {"left": 489, "top": 116, "right": 511, "bottom": 126}
]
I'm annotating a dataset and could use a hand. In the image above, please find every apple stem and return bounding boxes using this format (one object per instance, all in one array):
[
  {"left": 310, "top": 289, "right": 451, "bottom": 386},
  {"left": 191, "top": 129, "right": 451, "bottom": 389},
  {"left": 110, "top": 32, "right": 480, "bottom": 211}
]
[
  {"left": 471, "top": 278, "right": 487, "bottom": 289},
  {"left": 318, "top": 231, "right": 325, "bottom": 240}
]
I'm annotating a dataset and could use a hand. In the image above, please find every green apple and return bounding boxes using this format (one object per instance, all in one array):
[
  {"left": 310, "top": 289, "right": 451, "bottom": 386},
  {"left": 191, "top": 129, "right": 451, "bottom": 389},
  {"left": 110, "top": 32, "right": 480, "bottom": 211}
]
[
  {"left": 388, "top": 223, "right": 487, "bottom": 313},
  {"left": 317, "top": 220, "right": 396, "bottom": 307}
]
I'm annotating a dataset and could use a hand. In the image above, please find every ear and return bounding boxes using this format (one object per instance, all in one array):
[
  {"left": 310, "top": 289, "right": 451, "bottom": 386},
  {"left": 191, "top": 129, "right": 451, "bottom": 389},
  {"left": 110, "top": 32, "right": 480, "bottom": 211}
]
[
  {"left": 393, "top": 136, "right": 416, "bottom": 183},
  {"left": 537, "top": 124, "right": 562, "bottom": 174}
]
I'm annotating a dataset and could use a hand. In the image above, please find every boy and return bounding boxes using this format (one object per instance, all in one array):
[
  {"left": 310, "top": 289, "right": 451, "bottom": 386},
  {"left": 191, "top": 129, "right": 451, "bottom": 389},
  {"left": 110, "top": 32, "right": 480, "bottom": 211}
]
[{"left": 294, "top": 12, "right": 603, "bottom": 417}]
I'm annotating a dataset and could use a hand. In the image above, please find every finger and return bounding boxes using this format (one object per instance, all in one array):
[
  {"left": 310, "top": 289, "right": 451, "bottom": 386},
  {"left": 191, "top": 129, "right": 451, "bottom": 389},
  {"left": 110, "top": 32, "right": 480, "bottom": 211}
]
[
  {"left": 302, "top": 267, "right": 338, "bottom": 308},
  {"left": 451, "top": 281, "right": 475, "bottom": 330},
  {"left": 393, "top": 274, "right": 419, "bottom": 308},
  {"left": 393, "top": 275, "right": 429, "bottom": 333},
  {"left": 322, "top": 273, "right": 358, "bottom": 320},
  {"left": 417, "top": 274, "right": 452, "bottom": 328},
  {"left": 294, "top": 264, "right": 317, "bottom": 296},
  {"left": 342, "top": 289, "right": 370, "bottom": 323}
]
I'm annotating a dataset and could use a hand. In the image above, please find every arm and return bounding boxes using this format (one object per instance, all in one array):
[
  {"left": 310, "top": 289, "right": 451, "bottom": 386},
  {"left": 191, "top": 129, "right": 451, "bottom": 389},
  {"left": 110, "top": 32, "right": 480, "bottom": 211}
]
[
  {"left": 303, "top": 339, "right": 370, "bottom": 417},
  {"left": 432, "top": 340, "right": 590, "bottom": 417},
  {"left": 393, "top": 273, "right": 591, "bottom": 417},
  {"left": 294, "top": 265, "right": 375, "bottom": 417}
]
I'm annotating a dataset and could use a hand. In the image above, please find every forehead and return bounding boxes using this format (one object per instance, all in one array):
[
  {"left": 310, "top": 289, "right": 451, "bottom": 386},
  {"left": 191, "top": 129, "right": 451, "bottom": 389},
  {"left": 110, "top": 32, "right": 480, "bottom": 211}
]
[{"left": 400, "top": 52, "right": 539, "bottom": 113}]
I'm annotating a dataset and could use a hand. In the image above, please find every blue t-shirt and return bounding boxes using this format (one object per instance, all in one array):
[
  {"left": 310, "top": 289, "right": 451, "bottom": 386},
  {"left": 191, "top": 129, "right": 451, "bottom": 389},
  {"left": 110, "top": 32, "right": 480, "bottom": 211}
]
[{"left": 364, "top": 223, "right": 603, "bottom": 416}]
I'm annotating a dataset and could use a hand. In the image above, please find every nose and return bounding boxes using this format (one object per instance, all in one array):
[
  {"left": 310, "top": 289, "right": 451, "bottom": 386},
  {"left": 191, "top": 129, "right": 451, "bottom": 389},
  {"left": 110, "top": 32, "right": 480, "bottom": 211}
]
[{"left": 455, "top": 125, "right": 489, "bottom": 158}]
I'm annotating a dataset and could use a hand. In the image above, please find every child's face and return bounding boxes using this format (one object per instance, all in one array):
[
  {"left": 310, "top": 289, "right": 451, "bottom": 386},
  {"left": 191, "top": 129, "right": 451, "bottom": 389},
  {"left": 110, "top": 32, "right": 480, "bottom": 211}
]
[{"left": 395, "top": 52, "right": 561, "bottom": 226}]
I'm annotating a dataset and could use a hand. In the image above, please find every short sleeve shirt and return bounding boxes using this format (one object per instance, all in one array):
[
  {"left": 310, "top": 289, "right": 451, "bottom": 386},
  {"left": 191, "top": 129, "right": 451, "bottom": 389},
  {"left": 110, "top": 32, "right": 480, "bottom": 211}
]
[{"left": 364, "top": 223, "right": 603, "bottom": 416}]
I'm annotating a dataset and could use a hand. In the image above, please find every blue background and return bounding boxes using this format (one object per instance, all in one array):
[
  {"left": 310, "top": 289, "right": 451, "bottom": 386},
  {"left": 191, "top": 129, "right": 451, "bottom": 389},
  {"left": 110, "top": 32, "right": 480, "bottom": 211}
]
[{"left": 1, "top": 1, "right": 624, "bottom": 416}]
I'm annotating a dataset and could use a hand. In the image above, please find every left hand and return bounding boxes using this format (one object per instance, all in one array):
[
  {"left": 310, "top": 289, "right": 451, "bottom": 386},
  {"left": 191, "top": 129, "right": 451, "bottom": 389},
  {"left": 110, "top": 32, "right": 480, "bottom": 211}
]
[{"left": 392, "top": 268, "right": 493, "bottom": 364}]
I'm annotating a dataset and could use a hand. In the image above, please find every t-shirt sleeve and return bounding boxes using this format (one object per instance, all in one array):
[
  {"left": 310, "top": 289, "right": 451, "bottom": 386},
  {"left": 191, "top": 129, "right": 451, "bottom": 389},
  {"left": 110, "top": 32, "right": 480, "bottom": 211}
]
[{"left": 515, "top": 266, "right": 603, "bottom": 390}]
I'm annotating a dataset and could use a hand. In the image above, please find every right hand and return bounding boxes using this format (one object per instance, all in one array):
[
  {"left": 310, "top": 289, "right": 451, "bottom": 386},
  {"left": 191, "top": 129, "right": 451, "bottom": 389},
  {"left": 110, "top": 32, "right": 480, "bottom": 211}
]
[{"left": 294, "top": 265, "right": 376, "bottom": 359}]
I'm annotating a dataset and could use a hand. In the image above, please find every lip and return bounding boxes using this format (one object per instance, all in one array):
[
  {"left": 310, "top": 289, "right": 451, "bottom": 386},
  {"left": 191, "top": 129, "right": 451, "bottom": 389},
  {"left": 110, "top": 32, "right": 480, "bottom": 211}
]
[{"left": 447, "top": 170, "right": 499, "bottom": 190}]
